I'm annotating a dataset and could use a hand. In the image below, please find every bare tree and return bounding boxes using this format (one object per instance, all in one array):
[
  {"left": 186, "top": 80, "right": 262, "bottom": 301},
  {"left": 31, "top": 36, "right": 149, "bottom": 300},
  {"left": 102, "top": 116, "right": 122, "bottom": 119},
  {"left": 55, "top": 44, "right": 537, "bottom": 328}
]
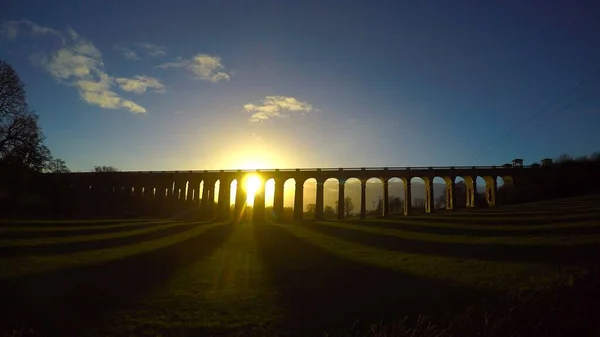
[
  {"left": 45, "top": 158, "right": 70, "bottom": 173},
  {"left": 0, "top": 60, "right": 62, "bottom": 171},
  {"left": 344, "top": 196, "right": 354, "bottom": 217}
]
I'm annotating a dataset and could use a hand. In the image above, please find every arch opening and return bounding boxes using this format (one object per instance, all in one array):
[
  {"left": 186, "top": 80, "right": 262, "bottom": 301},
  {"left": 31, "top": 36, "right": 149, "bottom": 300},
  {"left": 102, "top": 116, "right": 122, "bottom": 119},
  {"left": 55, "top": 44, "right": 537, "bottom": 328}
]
[
  {"left": 230, "top": 179, "right": 238, "bottom": 216},
  {"left": 366, "top": 177, "right": 384, "bottom": 217},
  {"left": 387, "top": 177, "right": 405, "bottom": 215},
  {"left": 323, "top": 178, "right": 339, "bottom": 220},
  {"left": 282, "top": 178, "right": 295, "bottom": 222},
  {"left": 432, "top": 177, "right": 446, "bottom": 211},
  {"left": 410, "top": 177, "right": 427, "bottom": 214},
  {"left": 344, "top": 178, "right": 361, "bottom": 218},
  {"left": 264, "top": 178, "right": 275, "bottom": 221},
  {"left": 303, "top": 178, "right": 317, "bottom": 219},
  {"left": 454, "top": 176, "right": 466, "bottom": 209}
]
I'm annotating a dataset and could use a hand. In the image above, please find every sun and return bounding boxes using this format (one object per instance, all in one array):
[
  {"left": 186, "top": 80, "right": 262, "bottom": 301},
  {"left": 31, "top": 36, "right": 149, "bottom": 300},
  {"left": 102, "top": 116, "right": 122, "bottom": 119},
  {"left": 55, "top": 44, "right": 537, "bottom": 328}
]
[{"left": 245, "top": 174, "right": 262, "bottom": 206}]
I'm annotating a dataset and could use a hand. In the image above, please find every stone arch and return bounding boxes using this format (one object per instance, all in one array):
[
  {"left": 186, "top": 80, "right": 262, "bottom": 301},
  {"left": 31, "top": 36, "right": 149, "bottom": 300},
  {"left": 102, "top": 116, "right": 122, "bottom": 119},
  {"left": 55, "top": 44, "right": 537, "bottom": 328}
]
[
  {"left": 303, "top": 178, "right": 317, "bottom": 219},
  {"left": 323, "top": 177, "right": 339, "bottom": 220},
  {"left": 229, "top": 179, "right": 238, "bottom": 217},
  {"left": 366, "top": 177, "right": 384, "bottom": 216},
  {"left": 265, "top": 178, "right": 275, "bottom": 208},
  {"left": 410, "top": 177, "right": 429, "bottom": 213},
  {"left": 481, "top": 176, "right": 497, "bottom": 206},
  {"left": 453, "top": 176, "right": 467, "bottom": 209},
  {"left": 198, "top": 180, "right": 204, "bottom": 205},
  {"left": 260, "top": 178, "right": 274, "bottom": 221},
  {"left": 282, "top": 178, "right": 296, "bottom": 222},
  {"left": 344, "top": 177, "right": 361, "bottom": 218},
  {"left": 431, "top": 176, "right": 447, "bottom": 211},
  {"left": 213, "top": 179, "right": 220, "bottom": 205},
  {"left": 387, "top": 177, "right": 405, "bottom": 215}
]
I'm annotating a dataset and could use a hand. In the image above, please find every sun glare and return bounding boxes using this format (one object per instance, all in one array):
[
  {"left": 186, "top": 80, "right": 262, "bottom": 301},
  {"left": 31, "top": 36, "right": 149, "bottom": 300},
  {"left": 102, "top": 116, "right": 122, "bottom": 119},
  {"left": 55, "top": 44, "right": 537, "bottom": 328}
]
[{"left": 245, "top": 175, "right": 262, "bottom": 206}]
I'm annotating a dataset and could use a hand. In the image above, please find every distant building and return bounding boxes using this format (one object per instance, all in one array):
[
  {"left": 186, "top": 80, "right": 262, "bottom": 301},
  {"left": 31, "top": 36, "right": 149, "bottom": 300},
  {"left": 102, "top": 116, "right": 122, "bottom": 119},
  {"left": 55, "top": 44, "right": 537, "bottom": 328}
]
[
  {"left": 541, "top": 158, "right": 553, "bottom": 167},
  {"left": 512, "top": 158, "right": 524, "bottom": 168}
]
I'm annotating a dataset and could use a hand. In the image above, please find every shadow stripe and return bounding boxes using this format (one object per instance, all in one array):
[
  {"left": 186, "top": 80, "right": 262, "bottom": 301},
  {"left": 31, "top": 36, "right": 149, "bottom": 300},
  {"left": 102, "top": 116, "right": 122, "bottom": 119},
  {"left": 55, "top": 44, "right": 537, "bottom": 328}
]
[
  {"left": 0, "top": 220, "right": 183, "bottom": 239},
  {"left": 254, "top": 222, "right": 488, "bottom": 335},
  {"left": 0, "top": 222, "right": 208, "bottom": 257},
  {"left": 304, "top": 222, "right": 600, "bottom": 266},
  {"left": 0, "top": 223, "right": 234, "bottom": 332},
  {"left": 341, "top": 220, "right": 600, "bottom": 237}
]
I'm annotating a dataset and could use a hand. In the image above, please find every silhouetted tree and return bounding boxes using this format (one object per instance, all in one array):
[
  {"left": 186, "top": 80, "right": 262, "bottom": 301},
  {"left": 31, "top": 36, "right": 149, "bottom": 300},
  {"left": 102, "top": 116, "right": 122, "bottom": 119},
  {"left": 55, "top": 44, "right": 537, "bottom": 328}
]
[
  {"left": 93, "top": 165, "right": 120, "bottom": 172},
  {"left": 344, "top": 196, "right": 354, "bottom": 217},
  {"left": 305, "top": 203, "right": 316, "bottom": 218},
  {"left": 389, "top": 196, "right": 403, "bottom": 214},
  {"left": 0, "top": 60, "right": 63, "bottom": 172},
  {"left": 44, "top": 158, "right": 70, "bottom": 173},
  {"left": 556, "top": 153, "right": 573, "bottom": 163},
  {"left": 324, "top": 205, "right": 335, "bottom": 219}
]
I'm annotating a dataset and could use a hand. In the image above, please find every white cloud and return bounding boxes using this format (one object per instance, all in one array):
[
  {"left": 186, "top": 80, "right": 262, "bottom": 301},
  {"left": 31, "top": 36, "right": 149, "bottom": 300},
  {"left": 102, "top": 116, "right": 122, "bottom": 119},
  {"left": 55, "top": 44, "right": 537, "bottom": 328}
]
[
  {"left": 2, "top": 20, "right": 155, "bottom": 114},
  {"left": 158, "top": 53, "right": 230, "bottom": 82},
  {"left": 244, "top": 96, "right": 315, "bottom": 122},
  {"left": 114, "top": 45, "right": 140, "bottom": 60},
  {"left": 135, "top": 42, "right": 166, "bottom": 57},
  {"left": 115, "top": 75, "right": 164, "bottom": 94}
]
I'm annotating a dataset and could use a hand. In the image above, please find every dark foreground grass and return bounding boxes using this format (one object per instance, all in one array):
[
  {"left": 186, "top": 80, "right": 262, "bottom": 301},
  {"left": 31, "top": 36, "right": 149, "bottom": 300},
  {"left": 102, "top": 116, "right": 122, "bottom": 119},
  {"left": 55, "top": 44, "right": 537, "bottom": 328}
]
[{"left": 1, "top": 195, "right": 600, "bottom": 336}]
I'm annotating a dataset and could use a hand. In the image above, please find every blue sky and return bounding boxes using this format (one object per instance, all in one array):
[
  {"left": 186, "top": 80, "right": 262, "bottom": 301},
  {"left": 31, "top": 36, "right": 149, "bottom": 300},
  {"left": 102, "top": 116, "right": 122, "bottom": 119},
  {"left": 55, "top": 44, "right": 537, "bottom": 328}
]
[{"left": 1, "top": 0, "right": 599, "bottom": 172}]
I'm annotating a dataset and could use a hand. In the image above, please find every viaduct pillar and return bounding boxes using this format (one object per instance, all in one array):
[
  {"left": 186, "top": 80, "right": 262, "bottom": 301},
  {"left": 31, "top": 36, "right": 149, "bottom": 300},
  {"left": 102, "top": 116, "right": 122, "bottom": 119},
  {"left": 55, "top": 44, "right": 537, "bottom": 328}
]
[
  {"left": 234, "top": 178, "right": 246, "bottom": 223},
  {"left": 294, "top": 181, "right": 303, "bottom": 221},
  {"left": 360, "top": 180, "right": 366, "bottom": 219},
  {"left": 383, "top": 180, "right": 390, "bottom": 216},
  {"left": 273, "top": 178, "right": 284, "bottom": 222},
  {"left": 465, "top": 177, "right": 477, "bottom": 208},
  {"left": 484, "top": 176, "right": 498, "bottom": 206},
  {"left": 337, "top": 179, "right": 345, "bottom": 220},
  {"left": 252, "top": 183, "right": 266, "bottom": 222},
  {"left": 216, "top": 180, "right": 230, "bottom": 221},
  {"left": 445, "top": 180, "right": 455, "bottom": 210},
  {"left": 404, "top": 179, "right": 412, "bottom": 216},
  {"left": 425, "top": 177, "right": 434, "bottom": 214},
  {"left": 315, "top": 180, "right": 324, "bottom": 220}
]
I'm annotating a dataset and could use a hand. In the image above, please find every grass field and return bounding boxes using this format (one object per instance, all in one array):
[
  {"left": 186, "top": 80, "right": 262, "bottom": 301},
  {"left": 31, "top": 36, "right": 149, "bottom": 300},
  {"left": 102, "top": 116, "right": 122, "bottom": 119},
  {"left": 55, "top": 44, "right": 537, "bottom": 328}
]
[{"left": 1, "top": 195, "right": 600, "bottom": 336}]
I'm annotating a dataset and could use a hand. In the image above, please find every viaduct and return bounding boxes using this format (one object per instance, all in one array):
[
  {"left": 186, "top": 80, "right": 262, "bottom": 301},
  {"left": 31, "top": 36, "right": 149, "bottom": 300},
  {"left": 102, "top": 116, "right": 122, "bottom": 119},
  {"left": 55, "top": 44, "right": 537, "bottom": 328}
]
[{"left": 32, "top": 161, "right": 550, "bottom": 222}]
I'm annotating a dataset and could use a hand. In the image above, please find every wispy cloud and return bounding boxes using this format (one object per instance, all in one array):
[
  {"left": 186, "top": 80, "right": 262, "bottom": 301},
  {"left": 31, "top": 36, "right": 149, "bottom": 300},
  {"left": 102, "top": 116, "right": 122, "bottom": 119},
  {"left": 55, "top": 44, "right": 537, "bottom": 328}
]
[
  {"left": 114, "top": 45, "right": 140, "bottom": 60},
  {"left": 244, "top": 96, "right": 315, "bottom": 122},
  {"left": 115, "top": 75, "right": 164, "bottom": 94},
  {"left": 114, "top": 42, "right": 166, "bottom": 60},
  {"left": 173, "top": 110, "right": 185, "bottom": 114},
  {"left": 135, "top": 42, "right": 166, "bottom": 57},
  {"left": 2, "top": 20, "right": 156, "bottom": 114},
  {"left": 158, "top": 54, "right": 230, "bottom": 82},
  {"left": 0, "top": 20, "right": 61, "bottom": 39}
]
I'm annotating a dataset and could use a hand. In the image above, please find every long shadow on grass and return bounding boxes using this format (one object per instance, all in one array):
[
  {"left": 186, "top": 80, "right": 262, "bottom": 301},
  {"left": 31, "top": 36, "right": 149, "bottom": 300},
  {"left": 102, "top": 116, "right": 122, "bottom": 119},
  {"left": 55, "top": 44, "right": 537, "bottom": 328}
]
[
  {"left": 0, "top": 222, "right": 234, "bottom": 333},
  {"left": 0, "top": 218, "right": 155, "bottom": 228},
  {"left": 348, "top": 220, "right": 600, "bottom": 237},
  {"left": 385, "top": 212, "right": 600, "bottom": 226},
  {"left": 305, "top": 223, "right": 600, "bottom": 266},
  {"left": 254, "top": 223, "right": 488, "bottom": 336},
  {"left": 0, "top": 222, "right": 209, "bottom": 257},
  {"left": 0, "top": 220, "right": 183, "bottom": 239}
]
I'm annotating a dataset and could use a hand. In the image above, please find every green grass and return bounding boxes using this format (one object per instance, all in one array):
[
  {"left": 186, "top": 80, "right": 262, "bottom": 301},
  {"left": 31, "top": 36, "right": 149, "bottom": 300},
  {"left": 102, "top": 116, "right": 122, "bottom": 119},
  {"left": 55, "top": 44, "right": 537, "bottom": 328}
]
[{"left": 1, "top": 195, "right": 600, "bottom": 336}]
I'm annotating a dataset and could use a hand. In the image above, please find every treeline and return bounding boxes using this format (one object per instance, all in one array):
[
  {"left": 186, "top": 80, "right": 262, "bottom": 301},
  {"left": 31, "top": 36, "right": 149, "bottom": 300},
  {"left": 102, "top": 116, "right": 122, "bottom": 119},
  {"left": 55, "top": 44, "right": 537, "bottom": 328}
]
[{"left": 498, "top": 151, "right": 600, "bottom": 204}]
